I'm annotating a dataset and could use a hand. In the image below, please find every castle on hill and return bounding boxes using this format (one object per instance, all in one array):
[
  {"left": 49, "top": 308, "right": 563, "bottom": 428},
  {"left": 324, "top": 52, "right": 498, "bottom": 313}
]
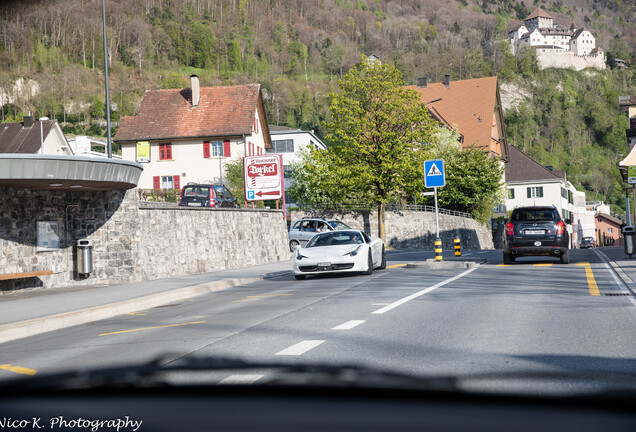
[{"left": 508, "top": 7, "right": 605, "bottom": 71}]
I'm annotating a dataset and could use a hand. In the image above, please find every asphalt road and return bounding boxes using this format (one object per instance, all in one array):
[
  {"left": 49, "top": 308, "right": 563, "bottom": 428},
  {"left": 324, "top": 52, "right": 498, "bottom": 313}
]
[{"left": 1, "top": 248, "right": 636, "bottom": 393}]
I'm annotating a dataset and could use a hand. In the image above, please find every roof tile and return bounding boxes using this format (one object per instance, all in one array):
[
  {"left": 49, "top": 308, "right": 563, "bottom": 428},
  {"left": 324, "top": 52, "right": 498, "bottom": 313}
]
[{"left": 114, "top": 84, "right": 262, "bottom": 142}]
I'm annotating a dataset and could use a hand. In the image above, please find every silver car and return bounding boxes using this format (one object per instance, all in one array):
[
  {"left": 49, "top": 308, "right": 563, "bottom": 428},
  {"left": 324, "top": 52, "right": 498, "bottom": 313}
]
[{"left": 288, "top": 218, "right": 351, "bottom": 251}]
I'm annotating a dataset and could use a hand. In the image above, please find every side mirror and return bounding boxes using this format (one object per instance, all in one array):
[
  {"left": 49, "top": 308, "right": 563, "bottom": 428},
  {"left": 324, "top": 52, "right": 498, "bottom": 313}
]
[{"left": 565, "top": 218, "right": 571, "bottom": 225}]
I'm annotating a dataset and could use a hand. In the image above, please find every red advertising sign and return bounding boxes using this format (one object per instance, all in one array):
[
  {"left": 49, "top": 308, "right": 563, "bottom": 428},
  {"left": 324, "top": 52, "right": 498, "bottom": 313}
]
[{"left": 244, "top": 154, "right": 284, "bottom": 201}]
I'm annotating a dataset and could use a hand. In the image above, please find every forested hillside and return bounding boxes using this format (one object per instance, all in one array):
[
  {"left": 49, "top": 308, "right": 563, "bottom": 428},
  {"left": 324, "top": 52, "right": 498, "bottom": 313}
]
[{"left": 0, "top": 0, "right": 635, "bottom": 210}]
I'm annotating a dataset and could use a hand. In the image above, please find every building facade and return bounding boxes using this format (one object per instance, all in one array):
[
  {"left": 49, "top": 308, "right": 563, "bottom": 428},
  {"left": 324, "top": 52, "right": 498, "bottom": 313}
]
[
  {"left": 509, "top": 7, "right": 605, "bottom": 71},
  {"left": 114, "top": 76, "right": 271, "bottom": 189}
]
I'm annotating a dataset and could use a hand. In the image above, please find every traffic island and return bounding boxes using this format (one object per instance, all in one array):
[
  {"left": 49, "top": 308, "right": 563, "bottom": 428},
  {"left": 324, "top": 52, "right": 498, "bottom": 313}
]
[{"left": 406, "top": 257, "right": 486, "bottom": 270}]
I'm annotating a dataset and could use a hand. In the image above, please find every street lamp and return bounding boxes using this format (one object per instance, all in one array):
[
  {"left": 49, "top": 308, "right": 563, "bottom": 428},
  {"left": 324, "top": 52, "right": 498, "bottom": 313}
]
[
  {"left": 102, "top": 0, "right": 112, "bottom": 158},
  {"left": 39, "top": 116, "right": 49, "bottom": 154}
]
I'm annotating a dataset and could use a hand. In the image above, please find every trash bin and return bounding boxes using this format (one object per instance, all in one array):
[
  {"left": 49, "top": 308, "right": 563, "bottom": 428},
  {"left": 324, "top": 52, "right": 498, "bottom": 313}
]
[
  {"left": 622, "top": 226, "right": 635, "bottom": 257},
  {"left": 77, "top": 239, "right": 93, "bottom": 274}
]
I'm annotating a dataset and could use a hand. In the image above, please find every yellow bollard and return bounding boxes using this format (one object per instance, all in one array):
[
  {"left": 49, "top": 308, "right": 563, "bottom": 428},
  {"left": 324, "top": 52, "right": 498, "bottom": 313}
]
[
  {"left": 454, "top": 238, "right": 461, "bottom": 256},
  {"left": 435, "top": 238, "right": 443, "bottom": 261}
]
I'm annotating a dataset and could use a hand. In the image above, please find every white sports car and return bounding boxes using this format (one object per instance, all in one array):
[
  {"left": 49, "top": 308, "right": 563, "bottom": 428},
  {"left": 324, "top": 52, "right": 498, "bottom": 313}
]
[{"left": 292, "top": 230, "right": 386, "bottom": 280}]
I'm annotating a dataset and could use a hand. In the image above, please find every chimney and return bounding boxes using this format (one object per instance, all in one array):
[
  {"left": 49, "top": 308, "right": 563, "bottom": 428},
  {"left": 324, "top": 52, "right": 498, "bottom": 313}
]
[
  {"left": 444, "top": 74, "right": 450, "bottom": 88},
  {"left": 23, "top": 115, "right": 34, "bottom": 128},
  {"left": 417, "top": 77, "right": 428, "bottom": 88},
  {"left": 190, "top": 74, "right": 200, "bottom": 107}
]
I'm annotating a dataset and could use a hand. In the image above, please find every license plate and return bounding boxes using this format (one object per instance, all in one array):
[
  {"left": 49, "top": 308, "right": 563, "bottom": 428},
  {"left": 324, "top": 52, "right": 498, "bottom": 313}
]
[
  {"left": 318, "top": 262, "right": 331, "bottom": 267},
  {"left": 525, "top": 229, "right": 545, "bottom": 235},
  {"left": 187, "top": 202, "right": 202, "bottom": 207}
]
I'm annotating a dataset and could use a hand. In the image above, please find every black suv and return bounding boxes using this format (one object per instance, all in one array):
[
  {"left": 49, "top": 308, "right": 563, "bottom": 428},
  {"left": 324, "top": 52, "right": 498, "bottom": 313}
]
[
  {"left": 178, "top": 183, "right": 238, "bottom": 208},
  {"left": 502, "top": 206, "right": 570, "bottom": 264}
]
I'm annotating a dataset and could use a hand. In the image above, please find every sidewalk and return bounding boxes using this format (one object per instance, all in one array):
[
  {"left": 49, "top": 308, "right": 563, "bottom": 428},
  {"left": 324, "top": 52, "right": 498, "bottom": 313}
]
[{"left": 0, "top": 260, "right": 293, "bottom": 344}]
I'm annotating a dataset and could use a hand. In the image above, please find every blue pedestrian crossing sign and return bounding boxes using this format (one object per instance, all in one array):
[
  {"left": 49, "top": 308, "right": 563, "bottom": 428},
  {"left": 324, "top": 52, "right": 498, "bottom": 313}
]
[{"left": 424, "top": 159, "right": 445, "bottom": 188}]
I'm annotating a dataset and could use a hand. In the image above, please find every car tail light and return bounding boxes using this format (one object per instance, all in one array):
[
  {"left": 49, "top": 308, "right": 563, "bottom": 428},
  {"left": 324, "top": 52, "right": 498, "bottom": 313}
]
[
  {"left": 556, "top": 220, "right": 565, "bottom": 235},
  {"left": 209, "top": 188, "right": 216, "bottom": 207},
  {"left": 178, "top": 192, "right": 183, "bottom": 206},
  {"left": 505, "top": 222, "right": 514, "bottom": 235}
]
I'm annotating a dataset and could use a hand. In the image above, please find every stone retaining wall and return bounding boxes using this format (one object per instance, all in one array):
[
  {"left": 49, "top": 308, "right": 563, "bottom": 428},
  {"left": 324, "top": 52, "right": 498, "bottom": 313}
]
[
  {"left": 290, "top": 209, "right": 494, "bottom": 250},
  {"left": 0, "top": 188, "right": 290, "bottom": 291}
]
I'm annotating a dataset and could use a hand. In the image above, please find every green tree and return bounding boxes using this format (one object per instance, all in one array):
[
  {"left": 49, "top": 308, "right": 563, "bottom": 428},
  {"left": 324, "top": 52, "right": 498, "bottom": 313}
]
[
  {"left": 427, "top": 127, "right": 505, "bottom": 223},
  {"left": 305, "top": 57, "right": 438, "bottom": 240}
]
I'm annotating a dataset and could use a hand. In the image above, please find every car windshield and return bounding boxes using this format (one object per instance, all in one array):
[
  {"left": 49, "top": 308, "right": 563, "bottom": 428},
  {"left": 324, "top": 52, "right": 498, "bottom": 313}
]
[
  {"left": 327, "top": 220, "right": 351, "bottom": 230},
  {"left": 182, "top": 187, "right": 209, "bottom": 198},
  {"left": 512, "top": 209, "right": 559, "bottom": 221},
  {"left": 306, "top": 231, "right": 364, "bottom": 247},
  {"left": 3, "top": 3, "right": 636, "bottom": 427}
]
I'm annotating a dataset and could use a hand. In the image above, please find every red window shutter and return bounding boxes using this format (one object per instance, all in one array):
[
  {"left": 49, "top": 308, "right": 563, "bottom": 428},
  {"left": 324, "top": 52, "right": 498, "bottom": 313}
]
[
  {"left": 173, "top": 175, "right": 180, "bottom": 190},
  {"left": 223, "top": 140, "right": 231, "bottom": 157},
  {"left": 203, "top": 141, "right": 210, "bottom": 158},
  {"left": 153, "top": 176, "right": 160, "bottom": 189}
]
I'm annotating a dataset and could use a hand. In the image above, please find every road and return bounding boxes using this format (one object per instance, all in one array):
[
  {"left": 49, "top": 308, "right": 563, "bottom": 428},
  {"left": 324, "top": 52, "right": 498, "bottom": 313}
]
[{"left": 1, "top": 248, "right": 636, "bottom": 390}]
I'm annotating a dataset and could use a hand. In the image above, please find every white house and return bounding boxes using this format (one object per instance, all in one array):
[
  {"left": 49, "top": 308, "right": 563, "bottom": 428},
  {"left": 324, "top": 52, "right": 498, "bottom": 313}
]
[
  {"left": 114, "top": 75, "right": 271, "bottom": 190},
  {"left": 0, "top": 115, "right": 73, "bottom": 156},
  {"left": 508, "top": 7, "right": 605, "bottom": 71},
  {"left": 266, "top": 126, "right": 327, "bottom": 207}
]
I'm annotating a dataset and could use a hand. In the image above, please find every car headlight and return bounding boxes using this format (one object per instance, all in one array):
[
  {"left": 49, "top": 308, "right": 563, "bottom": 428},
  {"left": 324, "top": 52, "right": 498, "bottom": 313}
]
[
  {"left": 296, "top": 251, "right": 308, "bottom": 260},
  {"left": 344, "top": 245, "right": 362, "bottom": 257}
]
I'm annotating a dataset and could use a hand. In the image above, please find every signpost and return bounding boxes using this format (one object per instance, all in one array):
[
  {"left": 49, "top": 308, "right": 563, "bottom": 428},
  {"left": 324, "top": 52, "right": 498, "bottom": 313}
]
[
  {"left": 424, "top": 159, "right": 445, "bottom": 261},
  {"left": 243, "top": 154, "right": 285, "bottom": 218}
]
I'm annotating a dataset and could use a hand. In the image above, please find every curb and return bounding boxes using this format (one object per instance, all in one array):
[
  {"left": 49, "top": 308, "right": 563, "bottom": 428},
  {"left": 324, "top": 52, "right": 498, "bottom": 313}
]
[
  {"left": 593, "top": 249, "right": 636, "bottom": 297},
  {"left": 0, "top": 277, "right": 261, "bottom": 345}
]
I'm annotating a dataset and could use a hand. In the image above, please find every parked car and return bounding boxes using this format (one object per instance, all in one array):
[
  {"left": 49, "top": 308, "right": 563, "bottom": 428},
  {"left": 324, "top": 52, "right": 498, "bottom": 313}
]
[
  {"left": 502, "top": 206, "right": 571, "bottom": 264},
  {"left": 178, "top": 183, "right": 238, "bottom": 208},
  {"left": 579, "top": 237, "right": 596, "bottom": 249},
  {"left": 288, "top": 218, "right": 351, "bottom": 251},
  {"left": 292, "top": 229, "right": 386, "bottom": 279}
]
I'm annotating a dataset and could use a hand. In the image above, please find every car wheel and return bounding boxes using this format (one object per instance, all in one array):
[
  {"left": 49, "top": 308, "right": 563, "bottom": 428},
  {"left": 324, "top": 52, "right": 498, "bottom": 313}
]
[
  {"left": 290, "top": 240, "right": 300, "bottom": 252},
  {"left": 560, "top": 250, "right": 570, "bottom": 264},
  {"left": 364, "top": 252, "right": 374, "bottom": 275},
  {"left": 503, "top": 252, "right": 514, "bottom": 265},
  {"left": 294, "top": 274, "right": 306, "bottom": 280},
  {"left": 379, "top": 247, "right": 386, "bottom": 270}
]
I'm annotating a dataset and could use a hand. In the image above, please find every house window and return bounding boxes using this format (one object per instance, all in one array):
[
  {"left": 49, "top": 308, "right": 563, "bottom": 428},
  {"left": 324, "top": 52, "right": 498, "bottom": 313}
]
[
  {"left": 508, "top": 188, "right": 515, "bottom": 199},
  {"left": 159, "top": 143, "right": 172, "bottom": 160},
  {"left": 153, "top": 175, "right": 180, "bottom": 190},
  {"left": 527, "top": 186, "right": 543, "bottom": 198},
  {"left": 211, "top": 141, "right": 224, "bottom": 157},
  {"left": 608, "top": 228, "right": 613, "bottom": 234},
  {"left": 269, "top": 139, "right": 294, "bottom": 153}
]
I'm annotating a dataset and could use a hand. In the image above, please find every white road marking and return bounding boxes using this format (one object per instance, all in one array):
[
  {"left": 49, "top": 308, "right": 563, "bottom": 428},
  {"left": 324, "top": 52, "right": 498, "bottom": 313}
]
[
  {"left": 602, "top": 262, "right": 636, "bottom": 307},
  {"left": 275, "top": 340, "right": 325, "bottom": 356},
  {"left": 218, "top": 374, "right": 263, "bottom": 385},
  {"left": 372, "top": 267, "right": 477, "bottom": 314},
  {"left": 372, "top": 303, "right": 390, "bottom": 306},
  {"left": 332, "top": 320, "right": 365, "bottom": 330}
]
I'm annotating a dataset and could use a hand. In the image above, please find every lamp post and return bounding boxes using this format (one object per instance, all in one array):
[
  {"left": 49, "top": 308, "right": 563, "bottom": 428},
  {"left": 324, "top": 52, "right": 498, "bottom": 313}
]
[
  {"left": 39, "top": 116, "right": 49, "bottom": 154},
  {"left": 102, "top": 0, "right": 112, "bottom": 158}
]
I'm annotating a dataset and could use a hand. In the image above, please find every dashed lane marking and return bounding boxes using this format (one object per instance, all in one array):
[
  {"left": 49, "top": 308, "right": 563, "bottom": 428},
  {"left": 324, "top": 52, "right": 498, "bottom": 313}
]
[
  {"left": 332, "top": 320, "right": 365, "bottom": 330},
  {"left": 275, "top": 340, "right": 325, "bottom": 356},
  {"left": 99, "top": 321, "right": 206, "bottom": 336}
]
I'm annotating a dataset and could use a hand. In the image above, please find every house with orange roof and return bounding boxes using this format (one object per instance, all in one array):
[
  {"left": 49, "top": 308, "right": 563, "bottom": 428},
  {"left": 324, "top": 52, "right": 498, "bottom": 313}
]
[
  {"left": 114, "top": 75, "right": 271, "bottom": 190},
  {"left": 405, "top": 75, "right": 510, "bottom": 162}
]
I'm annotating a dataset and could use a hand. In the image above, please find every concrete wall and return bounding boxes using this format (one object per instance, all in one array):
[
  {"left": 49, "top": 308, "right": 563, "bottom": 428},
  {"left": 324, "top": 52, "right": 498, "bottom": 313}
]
[
  {"left": 290, "top": 209, "right": 494, "bottom": 250},
  {"left": 0, "top": 187, "right": 290, "bottom": 292}
]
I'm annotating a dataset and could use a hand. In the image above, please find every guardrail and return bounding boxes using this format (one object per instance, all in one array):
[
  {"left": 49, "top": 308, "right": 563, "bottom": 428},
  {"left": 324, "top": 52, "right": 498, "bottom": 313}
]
[{"left": 296, "top": 203, "right": 473, "bottom": 219}]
